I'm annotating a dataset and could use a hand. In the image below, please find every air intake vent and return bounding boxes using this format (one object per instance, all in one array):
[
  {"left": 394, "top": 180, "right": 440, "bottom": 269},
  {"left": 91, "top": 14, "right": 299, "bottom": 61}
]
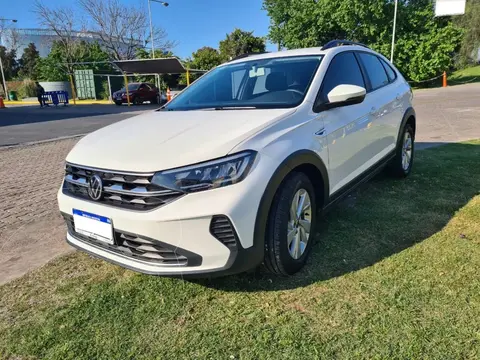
[{"left": 210, "top": 216, "right": 238, "bottom": 248}]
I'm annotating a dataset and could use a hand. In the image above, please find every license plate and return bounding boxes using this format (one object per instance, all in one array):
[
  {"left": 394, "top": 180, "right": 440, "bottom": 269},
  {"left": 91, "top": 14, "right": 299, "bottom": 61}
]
[{"left": 73, "top": 209, "right": 114, "bottom": 245}]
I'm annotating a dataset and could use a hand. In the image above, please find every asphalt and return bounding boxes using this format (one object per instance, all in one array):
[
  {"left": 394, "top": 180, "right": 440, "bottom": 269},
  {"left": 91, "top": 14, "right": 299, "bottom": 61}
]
[
  {"left": 0, "top": 104, "right": 159, "bottom": 146},
  {"left": 0, "top": 83, "right": 479, "bottom": 147}
]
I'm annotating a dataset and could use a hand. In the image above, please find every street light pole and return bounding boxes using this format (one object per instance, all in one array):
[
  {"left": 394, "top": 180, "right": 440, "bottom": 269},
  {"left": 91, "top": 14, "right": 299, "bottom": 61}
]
[
  {"left": 390, "top": 0, "right": 398, "bottom": 63},
  {"left": 148, "top": 0, "right": 155, "bottom": 59},
  {"left": 147, "top": 0, "right": 169, "bottom": 59},
  {"left": 0, "top": 18, "right": 18, "bottom": 97}
]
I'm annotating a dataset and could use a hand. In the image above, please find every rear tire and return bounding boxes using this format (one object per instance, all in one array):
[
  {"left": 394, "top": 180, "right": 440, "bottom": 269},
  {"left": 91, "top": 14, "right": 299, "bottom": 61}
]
[
  {"left": 264, "top": 172, "right": 317, "bottom": 275},
  {"left": 387, "top": 123, "right": 415, "bottom": 178}
]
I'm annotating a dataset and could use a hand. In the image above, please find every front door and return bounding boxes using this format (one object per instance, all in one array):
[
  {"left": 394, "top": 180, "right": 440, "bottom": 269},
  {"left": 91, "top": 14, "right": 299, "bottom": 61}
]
[{"left": 316, "top": 52, "right": 374, "bottom": 195}]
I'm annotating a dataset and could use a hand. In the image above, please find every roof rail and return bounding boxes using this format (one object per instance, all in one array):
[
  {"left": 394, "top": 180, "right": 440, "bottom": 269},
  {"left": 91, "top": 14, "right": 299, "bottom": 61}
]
[
  {"left": 229, "top": 52, "right": 269, "bottom": 62},
  {"left": 322, "top": 40, "right": 369, "bottom": 50}
]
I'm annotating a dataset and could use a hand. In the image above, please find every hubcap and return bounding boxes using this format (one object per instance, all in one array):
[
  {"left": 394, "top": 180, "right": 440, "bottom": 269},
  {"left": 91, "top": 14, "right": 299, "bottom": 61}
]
[
  {"left": 402, "top": 132, "right": 413, "bottom": 171},
  {"left": 287, "top": 189, "right": 312, "bottom": 259}
]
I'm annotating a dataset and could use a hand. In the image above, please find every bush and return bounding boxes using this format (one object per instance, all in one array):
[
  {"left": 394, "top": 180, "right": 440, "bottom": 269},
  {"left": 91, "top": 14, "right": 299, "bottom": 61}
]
[{"left": 17, "top": 79, "right": 37, "bottom": 99}]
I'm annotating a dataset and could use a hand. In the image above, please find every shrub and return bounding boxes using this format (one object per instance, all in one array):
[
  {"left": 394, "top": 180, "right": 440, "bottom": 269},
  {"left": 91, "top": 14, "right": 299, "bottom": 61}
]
[{"left": 17, "top": 79, "right": 37, "bottom": 99}]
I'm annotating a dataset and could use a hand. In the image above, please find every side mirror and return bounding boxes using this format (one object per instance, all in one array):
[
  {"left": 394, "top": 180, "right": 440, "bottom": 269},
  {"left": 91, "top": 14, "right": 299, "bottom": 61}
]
[{"left": 324, "top": 84, "right": 366, "bottom": 110}]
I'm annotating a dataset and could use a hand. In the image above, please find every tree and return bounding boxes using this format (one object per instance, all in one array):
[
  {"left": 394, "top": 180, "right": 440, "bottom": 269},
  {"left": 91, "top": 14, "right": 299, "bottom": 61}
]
[
  {"left": 79, "top": 0, "right": 175, "bottom": 60},
  {"left": 37, "top": 41, "right": 111, "bottom": 82},
  {"left": 34, "top": 1, "right": 90, "bottom": 77},
  {"left": 0, "top": 46, "right": 18, "bottom": 80},
  {"left": 18, "top": 43, "right": 41, "bottom": 80},
  {"left": 454, "top": 0, "right": 480, "bottom": 66},
  {"left": 219, "top": 29, "right": 266, "bottom": 60},
  {"left": 263, "top": 0, "right": 463, "bottom": 81},
  {"left": 190, "top": 47, "right": 222, "bottom": 71}
]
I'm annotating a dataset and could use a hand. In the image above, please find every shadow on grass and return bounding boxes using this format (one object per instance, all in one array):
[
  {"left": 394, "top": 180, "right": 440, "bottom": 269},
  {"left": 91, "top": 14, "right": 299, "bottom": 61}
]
[{"left": 197, "top": 142, "right": 480, "bottom": 292}]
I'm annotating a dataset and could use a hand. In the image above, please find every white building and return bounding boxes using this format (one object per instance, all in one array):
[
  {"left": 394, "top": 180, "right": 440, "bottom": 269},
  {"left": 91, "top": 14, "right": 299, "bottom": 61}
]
[{"left": 0, "top": 28, "right": 143, "bottom": 57}]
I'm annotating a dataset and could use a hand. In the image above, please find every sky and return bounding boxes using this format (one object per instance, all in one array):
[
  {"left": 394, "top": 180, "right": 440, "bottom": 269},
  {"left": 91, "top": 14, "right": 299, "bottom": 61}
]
[{"left": 2, "top": 0, "right": 277, "bottom": 58}]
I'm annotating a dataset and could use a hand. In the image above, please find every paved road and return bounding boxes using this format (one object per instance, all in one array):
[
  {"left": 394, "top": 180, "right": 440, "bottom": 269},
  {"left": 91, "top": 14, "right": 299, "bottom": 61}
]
[
  {"left": 0, "top": 104, "right": 158, "bottom": 146},
  {"left": 413, "top": 83, "right": 480, "bottom": 148},
  {"left": 1, "top": 84, "right": 480, "bottom": 148},
  {"left": 0, "top": 83, "right": 479, "bottom": 284}
]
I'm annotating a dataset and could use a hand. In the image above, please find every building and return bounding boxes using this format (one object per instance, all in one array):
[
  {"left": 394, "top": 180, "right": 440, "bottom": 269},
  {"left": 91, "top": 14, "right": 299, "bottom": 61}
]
[{"left": 0, "top": 28, "right": 143, "bottom": 57}]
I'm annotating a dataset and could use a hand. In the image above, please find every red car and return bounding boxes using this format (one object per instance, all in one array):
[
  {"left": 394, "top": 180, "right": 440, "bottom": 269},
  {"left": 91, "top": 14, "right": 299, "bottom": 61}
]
[{"left": 113, "top": 82, "right": 161, "bottom": 105}]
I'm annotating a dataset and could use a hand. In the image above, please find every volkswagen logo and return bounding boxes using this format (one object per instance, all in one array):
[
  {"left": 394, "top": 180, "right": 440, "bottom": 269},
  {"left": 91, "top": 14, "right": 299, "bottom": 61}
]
[{"left": 88, "top": 174, "right": 103, "bottom": 201}]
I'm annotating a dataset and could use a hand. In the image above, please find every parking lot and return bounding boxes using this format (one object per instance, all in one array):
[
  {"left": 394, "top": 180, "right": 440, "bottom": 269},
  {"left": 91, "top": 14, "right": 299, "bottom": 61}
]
[{"left": 0, "top": 83, "right": 479, "bottom": 284}]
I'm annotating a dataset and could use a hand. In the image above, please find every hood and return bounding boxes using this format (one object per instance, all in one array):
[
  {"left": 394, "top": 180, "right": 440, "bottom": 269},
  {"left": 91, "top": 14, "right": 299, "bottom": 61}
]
[{"left": 66, "top": 108, "right": 295, "bottom": 172}]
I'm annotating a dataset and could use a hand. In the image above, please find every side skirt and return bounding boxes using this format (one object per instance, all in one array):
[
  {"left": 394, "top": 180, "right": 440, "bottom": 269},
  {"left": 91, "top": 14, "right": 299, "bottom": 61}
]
[{"left": 322, "top": 150, "right": 396, "bottom": 214}]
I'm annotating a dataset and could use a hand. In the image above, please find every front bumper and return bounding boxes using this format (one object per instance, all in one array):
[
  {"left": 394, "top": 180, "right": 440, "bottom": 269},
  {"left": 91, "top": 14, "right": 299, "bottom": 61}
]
[{"left": 57, "top": 154, "right": 278, "bottom": 276}]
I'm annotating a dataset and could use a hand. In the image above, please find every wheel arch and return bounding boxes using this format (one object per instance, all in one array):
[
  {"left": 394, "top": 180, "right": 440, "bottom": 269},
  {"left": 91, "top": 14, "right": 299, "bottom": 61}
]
[
  {"left": 398, "top": 107, "right": 416, "bottom": 145},
  {"left": 253, "top": 150, "right": 329, "bottom": 256}
]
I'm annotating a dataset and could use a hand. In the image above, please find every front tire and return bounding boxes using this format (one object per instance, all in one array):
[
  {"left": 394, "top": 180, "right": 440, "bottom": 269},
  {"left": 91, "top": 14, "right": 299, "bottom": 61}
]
[
  {"left": 264, "top": 172, "right": 317, "bottom": 275},
  {"left": 388, "top": 123, "right": 415, "bottom": 177}
]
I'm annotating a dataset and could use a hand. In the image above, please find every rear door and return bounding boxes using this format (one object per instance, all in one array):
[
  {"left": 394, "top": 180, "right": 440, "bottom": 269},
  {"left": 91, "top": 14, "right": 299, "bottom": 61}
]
[
  {"left": 356, "top": 52, "right": 398, "bottom": 160},
  {"left": 315, "top": 52, "right": 372, "bottom": 194}
]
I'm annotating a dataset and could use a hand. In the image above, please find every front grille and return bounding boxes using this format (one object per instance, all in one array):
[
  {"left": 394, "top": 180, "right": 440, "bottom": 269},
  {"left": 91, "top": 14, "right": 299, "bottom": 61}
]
[
  {"left": 64, "top": 215, "right": 189, "bottom": 266},
  {"left": 63, "top": 163, "right": 184, "bottom": 211},
  {"left": 210, "top": 216, "right": 239, "bottom": 248}
]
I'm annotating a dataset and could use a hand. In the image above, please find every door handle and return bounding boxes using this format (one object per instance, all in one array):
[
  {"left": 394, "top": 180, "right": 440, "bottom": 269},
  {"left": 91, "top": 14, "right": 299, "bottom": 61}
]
[
  {"left": 396, "top": 93, "right": 401, "bottom": 101},
  {"left": 315, "top": 128, "right": 326, "bottom": 136},
  {"left": 370, "top": 107, "right": 377, "bottom": 114}
]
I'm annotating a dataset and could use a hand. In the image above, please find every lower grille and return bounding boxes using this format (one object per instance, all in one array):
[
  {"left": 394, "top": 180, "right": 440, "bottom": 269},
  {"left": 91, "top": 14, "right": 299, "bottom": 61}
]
[
  {"left": 210, "top": 216, "right": 238, "bottom": 249},
  {"left": 64, "top": 215, "right": 190, "bottom": 266}
]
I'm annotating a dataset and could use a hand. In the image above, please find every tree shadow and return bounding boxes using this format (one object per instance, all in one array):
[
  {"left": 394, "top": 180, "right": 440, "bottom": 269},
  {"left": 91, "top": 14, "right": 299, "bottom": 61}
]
[{"left": 195, "top": 142, "right": 480, "bottom": 292}]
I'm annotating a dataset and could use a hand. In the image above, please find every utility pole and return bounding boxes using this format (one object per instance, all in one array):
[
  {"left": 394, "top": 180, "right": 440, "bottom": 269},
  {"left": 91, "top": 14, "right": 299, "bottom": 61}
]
[{"left": 390, "top": 0, "right": 398, "bottom": 63}]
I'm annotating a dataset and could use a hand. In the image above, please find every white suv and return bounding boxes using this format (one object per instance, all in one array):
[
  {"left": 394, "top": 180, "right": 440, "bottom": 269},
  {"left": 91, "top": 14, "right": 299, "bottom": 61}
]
[{"left": 58, "top": 41, "right": 415, "bottom": 276}]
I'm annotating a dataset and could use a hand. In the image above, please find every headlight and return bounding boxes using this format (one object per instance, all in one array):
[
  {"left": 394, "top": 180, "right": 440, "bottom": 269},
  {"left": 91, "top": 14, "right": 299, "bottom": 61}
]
[{"left": 152, "top": 151, "right": 257, "bottom": 193}]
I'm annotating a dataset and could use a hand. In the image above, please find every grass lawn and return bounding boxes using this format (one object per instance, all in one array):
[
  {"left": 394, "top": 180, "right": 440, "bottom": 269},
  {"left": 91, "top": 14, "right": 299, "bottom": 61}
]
[
  {"left": 1, "top": 141, "right": 480, "bottom": 359},
  {"left": 450, "top": 65, "right": 480, "bottom": 85}
]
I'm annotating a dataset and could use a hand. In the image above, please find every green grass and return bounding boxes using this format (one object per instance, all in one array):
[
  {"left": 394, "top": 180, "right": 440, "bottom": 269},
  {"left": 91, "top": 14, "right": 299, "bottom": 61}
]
[
  {"left": 1, "top": 141, "right": 480, "bottom": 359},
  {"left": 450, "top": 65, "right": 480, "bottom": 85}
]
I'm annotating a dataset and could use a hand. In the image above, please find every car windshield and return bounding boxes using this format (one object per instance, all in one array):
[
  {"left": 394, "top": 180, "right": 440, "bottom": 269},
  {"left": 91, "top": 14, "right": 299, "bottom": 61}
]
[
  {"left": 164, "top": 55, "right": 323, "bottom": 111},
  {"left": 119, "top": 84, "right": 140, "bottom": 92}
]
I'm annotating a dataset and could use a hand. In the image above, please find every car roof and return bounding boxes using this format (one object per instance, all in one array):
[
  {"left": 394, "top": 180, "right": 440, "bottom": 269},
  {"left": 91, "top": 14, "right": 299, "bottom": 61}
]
[{"left": 224, "top": 45, "right": 376, "bottom": 66}]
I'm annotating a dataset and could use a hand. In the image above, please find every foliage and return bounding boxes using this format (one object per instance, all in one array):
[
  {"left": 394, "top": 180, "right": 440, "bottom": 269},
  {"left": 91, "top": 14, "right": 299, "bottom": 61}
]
[
  {"left": 178, "top": 47, "right": 222, "bottom": 85},
  {"left": 263, "top": 0, "right": 463, "bottom": 80},
  {"left": 190, "top": 46, "right": 222, "bottom": 71},
  {"left": 37, "top": 41, "right": 112, "bottom": 82},
  {"left": 0, "top": 46, "right": 18, "bottom": 81},
  {"left": 18, "top": 43, "right": 41, "bottom": 80},
  {"left": 17, "top": 79, "right": 37, "bottom": 99},
  {"left": 454, "top": 0, "right": 480, "bottom": 66},
  {"left": 219, "top": 28, "right": 266, "bottom": 61}
]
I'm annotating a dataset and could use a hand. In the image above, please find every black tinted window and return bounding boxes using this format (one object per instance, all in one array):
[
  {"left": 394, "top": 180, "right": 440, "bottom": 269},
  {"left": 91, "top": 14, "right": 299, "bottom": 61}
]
[
  {"left": 321, "top": 52, "right": 365, "bottom": 101},
  {"left": 358, "top": 53, "right": 389, "bottom": 90},
  {"left": 380, "top": 58, "right": 397, "bottom": 82}
]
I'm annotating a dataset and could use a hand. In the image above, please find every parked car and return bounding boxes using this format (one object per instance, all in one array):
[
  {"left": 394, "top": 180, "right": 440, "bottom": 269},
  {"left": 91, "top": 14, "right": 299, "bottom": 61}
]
[
  {"left": 113, "top": 82, "right": 161, "bottom": 105},
  {"left": 59, "top": 40, "right": 415, "bottom": 277}
]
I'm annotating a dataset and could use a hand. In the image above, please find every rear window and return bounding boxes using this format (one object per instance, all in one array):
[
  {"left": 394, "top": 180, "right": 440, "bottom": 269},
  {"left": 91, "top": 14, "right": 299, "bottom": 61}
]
[
  {"left": 380, "top": 58, "right": 397, "bottom": 82},
  {"left": 357, "top": 53, "right": 389, "bottom": 91}
]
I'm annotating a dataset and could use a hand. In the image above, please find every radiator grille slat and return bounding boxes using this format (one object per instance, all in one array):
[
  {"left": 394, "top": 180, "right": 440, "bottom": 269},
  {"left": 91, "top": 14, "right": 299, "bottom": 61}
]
[{"left": 63, "top": 163, "right": 184, "bottom": 211}]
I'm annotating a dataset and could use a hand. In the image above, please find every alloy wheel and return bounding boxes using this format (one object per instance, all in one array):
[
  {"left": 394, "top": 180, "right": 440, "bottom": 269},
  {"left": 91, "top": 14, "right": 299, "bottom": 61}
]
[{"left": 287, "top": 188, "right": 312, "bottom": 259}]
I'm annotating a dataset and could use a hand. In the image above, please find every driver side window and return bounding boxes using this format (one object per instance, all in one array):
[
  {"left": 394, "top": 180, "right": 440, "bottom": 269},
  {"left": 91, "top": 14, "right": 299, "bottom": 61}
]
[{"left": 319, "top": 52, "right": 365, "bottom": 104}]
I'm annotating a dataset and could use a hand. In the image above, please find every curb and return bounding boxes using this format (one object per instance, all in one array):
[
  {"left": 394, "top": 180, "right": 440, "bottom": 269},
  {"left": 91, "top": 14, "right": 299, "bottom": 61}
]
[{"left": 0, "top": 134, "right": 86, "bottom": 149}]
